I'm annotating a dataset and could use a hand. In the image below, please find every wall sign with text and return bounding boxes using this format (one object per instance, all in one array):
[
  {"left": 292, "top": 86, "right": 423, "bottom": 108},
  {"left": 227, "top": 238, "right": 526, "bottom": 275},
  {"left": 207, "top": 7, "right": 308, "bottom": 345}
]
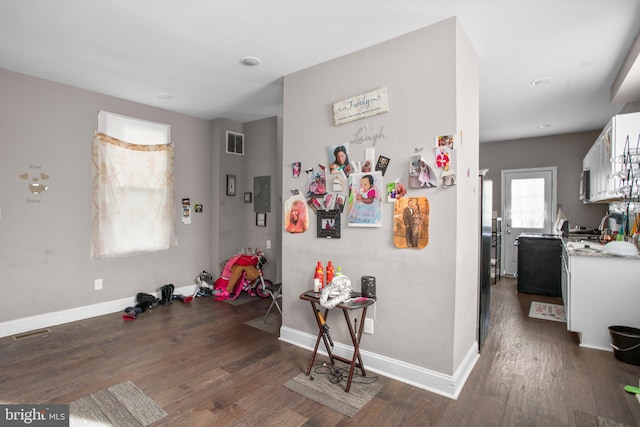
[{"left": 332, "top": 87, "right": 389, "bottom": 126}]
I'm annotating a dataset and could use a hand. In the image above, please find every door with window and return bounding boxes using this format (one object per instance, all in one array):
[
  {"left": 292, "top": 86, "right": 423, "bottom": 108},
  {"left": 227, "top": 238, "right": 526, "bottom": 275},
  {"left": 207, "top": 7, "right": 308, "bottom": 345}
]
[{"left": 501, "top": 167, "right": 557, "bottom": 276}]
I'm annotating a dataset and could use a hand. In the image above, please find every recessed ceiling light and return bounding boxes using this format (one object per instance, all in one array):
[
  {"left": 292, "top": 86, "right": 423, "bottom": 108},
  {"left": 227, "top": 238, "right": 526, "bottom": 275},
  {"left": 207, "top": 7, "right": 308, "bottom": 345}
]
[
  {"left": 240, "top": 56, "right": 261, "bottom": 66},
  {"left": 537, "top": 124, "right": 551, "bottom": 129},
  {"left": 531, "top": 77, "right": 552, "bottom": 86},
  {"left": 157, "top": 92, "right": 174, "bottom": 99}
]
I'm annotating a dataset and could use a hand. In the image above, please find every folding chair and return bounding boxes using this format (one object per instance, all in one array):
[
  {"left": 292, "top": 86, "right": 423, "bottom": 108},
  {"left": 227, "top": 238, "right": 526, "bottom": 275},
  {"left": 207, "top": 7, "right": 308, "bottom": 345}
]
[{"left": 261, "top": 282, "right": 282, "bottom": 324}]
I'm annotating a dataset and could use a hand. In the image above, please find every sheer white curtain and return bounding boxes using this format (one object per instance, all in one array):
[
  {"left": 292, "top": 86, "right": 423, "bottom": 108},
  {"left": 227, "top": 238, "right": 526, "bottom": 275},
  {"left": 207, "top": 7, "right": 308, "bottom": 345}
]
[{"left": 91, "top": 132, "right": 177, "bottom": 259}]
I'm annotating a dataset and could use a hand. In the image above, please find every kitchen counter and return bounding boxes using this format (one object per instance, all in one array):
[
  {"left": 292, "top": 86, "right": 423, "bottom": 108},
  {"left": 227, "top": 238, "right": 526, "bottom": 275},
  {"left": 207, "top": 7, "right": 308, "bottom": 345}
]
[
  {"left": 562, "top": 239, "right": 640, "bottom": 259},
  {"left": 561, "top": 241, "right": 640, "bottom": 351}
]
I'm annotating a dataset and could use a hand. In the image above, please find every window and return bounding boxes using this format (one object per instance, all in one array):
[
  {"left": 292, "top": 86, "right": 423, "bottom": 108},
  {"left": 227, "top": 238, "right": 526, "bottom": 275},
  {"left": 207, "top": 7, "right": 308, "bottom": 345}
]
[
  {"left": 98, "top": 111, "right": 170, "bottom": 145},
  {"left": 91, "top": 111, "right": 176, "bottom": 259},
  {"left": 226, "top": 131, "right": 244, "bottom": 155},
  {"left": 510, "top": 178, "right": 545, "bottom": 228}
]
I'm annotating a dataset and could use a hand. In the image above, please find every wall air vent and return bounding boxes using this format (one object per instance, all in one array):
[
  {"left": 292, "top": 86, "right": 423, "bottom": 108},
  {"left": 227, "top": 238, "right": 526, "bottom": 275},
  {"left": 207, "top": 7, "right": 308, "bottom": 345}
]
[{"left": 226, "top": 131, "right": 244, "bottom": 155}]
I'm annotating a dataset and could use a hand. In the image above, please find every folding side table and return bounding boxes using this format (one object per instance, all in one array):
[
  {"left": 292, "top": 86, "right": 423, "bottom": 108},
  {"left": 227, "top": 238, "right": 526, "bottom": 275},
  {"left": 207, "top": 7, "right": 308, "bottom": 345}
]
[
  {"left": 299, "top": 290, "right": 374, "bottom": 392},
  {"left": 261, "top": 282, "right": 282, "bottom": 324}
]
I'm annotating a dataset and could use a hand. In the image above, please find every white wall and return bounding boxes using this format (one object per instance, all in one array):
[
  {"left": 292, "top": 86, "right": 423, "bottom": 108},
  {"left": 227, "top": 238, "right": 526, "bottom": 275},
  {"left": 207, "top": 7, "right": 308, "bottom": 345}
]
[
  {"left": 279, "top": 18, "right": 479, "bottom": 397},
  {"left": 453, "top": 20, "right": 481, "bottom": 371}
]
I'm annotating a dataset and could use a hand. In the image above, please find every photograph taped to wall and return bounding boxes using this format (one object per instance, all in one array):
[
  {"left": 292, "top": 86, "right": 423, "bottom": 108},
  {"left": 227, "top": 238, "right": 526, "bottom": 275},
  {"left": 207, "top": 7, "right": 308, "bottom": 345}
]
[
  {"left": 436, "top": 134, "right": 454, "bottom": 149},
  {"left": 284, "top": 194, "right": 309, "bottom": 233},
  {"left": 328, "top": 145, "right": 352, "bottom": 177},
  {"left": 393, "top": 196, "right": 429, "bottom": 249},
  {"left": 307, "top": 169, "right": 327, "bottom": 197},
  {"left": 307, "top": 196, "right": 321, "bottom": 214},
  {"left": 435, "top": 146, "right": 450, "bottom": 169},
  {"left": 441, "top": 165, "right": 456, "bottom": 188},
  {"left": 292, "top": 162, "right": 301, "bottom": 178},
  {"left": 375, "top": 155, "right": 390, "bottom": 176},
  {"left": 409, "top": 155, "right": 436, "bottom": 189},
  {"left": 335, "top": 194, "right": 346, "bottom": 213},
  {"left": 347, "top": 171, "right": 382, "bottom": 227},
  {"left": 323, "top": 193, "right": 336, "bottom": 210}
]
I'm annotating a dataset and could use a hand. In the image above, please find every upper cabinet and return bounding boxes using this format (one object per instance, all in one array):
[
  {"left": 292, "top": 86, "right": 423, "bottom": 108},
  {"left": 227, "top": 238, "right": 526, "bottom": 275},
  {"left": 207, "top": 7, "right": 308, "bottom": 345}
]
[{"left": 583, "top": 112, "right": 640, "bottom": 203}]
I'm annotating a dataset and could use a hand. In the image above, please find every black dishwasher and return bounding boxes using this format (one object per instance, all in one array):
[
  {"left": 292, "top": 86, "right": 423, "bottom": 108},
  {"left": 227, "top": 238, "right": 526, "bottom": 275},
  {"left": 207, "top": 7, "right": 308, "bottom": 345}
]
[{"left": 517, "top": 233, "right": 562, "bottom": 297}]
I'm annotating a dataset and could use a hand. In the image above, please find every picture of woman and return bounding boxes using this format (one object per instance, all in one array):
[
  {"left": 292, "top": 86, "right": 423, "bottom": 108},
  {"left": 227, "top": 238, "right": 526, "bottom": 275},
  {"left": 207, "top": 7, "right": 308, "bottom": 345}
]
[
  {"left": 328, "top": 145, "right": 351, "bottom": 177},
  {"left": 411, "top": 202, "right": 424, "bottom": 246},
  {"left": 347, "top": 171, "right": 382, "bottom": 227},
  {"left": 284, "top": 196, "right": 309, "bottom": 233}
]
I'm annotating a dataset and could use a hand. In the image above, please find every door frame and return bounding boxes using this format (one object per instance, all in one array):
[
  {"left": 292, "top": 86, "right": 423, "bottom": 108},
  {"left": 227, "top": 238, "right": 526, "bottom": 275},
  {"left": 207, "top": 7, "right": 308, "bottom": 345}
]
[{"left": 500, "top": 166, "right": 557, "bottom": 276}]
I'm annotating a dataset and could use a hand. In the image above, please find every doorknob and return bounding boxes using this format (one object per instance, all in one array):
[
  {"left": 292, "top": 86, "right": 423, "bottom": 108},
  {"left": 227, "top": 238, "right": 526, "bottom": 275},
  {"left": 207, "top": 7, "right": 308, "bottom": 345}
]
[{"left": 506, "top": 230, "right": 511, "bottom": 234}]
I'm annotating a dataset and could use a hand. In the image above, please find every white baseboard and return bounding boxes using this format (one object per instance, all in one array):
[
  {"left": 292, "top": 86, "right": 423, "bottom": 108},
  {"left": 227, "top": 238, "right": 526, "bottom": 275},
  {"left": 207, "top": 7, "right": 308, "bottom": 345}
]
[
  {"left": 0, "top": 285, "right": 195, "bottom": 339},
  {"left": 279, "top": 325, "right": 479, "bottom": 399}
]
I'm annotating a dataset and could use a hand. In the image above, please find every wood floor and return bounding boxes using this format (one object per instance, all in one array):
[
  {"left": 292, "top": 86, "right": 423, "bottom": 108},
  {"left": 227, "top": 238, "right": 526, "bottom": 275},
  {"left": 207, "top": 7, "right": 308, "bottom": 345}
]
[{"left": 2, "top": 278, "right": 640, "bottom": 426}]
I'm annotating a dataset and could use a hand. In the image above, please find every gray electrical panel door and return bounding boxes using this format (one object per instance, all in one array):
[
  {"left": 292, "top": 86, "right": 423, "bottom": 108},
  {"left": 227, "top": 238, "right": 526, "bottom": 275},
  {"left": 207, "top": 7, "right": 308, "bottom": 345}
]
[{"left": 254, "top": 176, "right": 271, "bottom": 213}]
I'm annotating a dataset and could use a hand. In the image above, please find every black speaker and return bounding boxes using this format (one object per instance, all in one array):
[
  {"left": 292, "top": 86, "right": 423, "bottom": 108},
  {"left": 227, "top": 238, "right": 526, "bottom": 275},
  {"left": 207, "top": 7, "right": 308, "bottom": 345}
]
[{"left": 361, "top": 276, "right": 376, "bottom": 300}]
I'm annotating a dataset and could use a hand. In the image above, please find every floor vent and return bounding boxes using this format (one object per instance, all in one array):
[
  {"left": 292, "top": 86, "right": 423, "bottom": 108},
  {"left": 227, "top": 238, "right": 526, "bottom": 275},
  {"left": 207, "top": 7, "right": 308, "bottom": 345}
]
[{"left": 13, "top": 328, "right": 51, "bottom": 340}]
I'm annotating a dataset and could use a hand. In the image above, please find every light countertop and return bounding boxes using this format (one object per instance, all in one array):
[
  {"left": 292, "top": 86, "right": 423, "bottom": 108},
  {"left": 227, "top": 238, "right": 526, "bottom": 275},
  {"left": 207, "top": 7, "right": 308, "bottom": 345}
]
[{"left": 562, "top": 239, "right": 640, "bottom": 259}]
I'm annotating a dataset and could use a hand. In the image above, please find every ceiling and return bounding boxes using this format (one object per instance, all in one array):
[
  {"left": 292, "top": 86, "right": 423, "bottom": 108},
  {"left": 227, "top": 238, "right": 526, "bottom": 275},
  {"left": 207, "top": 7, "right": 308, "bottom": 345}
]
[{"left": 1, "top": 0, "right": 639, "bottom": 143}]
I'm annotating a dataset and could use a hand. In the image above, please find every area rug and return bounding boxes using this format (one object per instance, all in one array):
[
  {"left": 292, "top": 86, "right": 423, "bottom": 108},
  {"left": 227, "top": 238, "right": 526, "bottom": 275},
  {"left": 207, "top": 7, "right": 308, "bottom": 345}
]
[
  {"left": 69, "top": 381, "right": 167, "bottom": 426},
  {"left": 529, "top": 301, "right": 566, "bottom": 323},
  {"left": 245, "top": 312, "right": 281, "bottom": 336},
  {"left": 283, "top": 367, "right": 385, "bottom": 417},
  {"left": 223, "top": 292, "right": 259, "bottom": 306}
]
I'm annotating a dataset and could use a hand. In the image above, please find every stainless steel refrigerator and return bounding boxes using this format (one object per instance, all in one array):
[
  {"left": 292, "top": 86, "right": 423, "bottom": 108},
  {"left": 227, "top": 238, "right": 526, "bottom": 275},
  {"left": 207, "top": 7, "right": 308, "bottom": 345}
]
[{"left": 478, "top": 173, "right": 492, "bottom": 351}]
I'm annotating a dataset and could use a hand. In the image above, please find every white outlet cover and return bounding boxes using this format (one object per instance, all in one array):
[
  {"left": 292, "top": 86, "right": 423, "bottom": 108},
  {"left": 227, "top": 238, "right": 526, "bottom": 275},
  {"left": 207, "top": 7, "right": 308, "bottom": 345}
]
[{"left": 364, "top": 318, "right": 374, "bottom": 334}]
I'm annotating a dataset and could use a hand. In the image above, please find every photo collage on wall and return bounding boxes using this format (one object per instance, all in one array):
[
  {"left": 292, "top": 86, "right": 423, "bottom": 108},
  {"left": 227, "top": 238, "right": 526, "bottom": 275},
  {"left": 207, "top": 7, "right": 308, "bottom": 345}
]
[
  {"left": 286, "top": 141, "right": 396, "bottom": 237},
  {"left": 285, "top": 131, "right": 457, "bottom": 245},
  {"left": 283, "top": 86, "right": 457, "bottom": 246}
]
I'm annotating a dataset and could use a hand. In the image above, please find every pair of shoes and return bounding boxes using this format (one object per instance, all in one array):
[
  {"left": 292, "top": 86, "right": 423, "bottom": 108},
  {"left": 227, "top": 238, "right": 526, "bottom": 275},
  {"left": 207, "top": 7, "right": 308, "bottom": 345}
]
[
  {"left": 160, "top": 284, "right": 175, "bottom": 305},
  {"left": 136, "top": 293, "right": 160, "bottom": 310}
]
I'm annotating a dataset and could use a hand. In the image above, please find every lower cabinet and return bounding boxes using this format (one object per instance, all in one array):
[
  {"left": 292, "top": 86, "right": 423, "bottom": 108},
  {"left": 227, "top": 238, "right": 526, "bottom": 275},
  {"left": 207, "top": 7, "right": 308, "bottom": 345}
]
[{"left": 563, "top": 248, "right": 640, "bottom": 351}]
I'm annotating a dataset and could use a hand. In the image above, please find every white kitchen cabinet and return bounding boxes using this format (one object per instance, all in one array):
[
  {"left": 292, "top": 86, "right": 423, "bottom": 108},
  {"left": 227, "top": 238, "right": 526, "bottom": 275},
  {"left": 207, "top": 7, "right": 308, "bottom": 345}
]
[
  {"left": 610, "top": 111, "right": 640, "bottom": 159},
  {"left": 562, "top": 245, "right": 640, "bottom": 351},
  {"left": 583, "top": 112, "right": 640, "bottom": 203}
]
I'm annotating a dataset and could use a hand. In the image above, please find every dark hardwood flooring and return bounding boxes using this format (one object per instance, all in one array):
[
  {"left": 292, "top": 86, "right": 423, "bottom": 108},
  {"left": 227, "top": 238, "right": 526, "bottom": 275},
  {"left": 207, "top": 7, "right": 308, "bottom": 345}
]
[{"left": 2, "top": 278, "right": 640, "bottom": 426}]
